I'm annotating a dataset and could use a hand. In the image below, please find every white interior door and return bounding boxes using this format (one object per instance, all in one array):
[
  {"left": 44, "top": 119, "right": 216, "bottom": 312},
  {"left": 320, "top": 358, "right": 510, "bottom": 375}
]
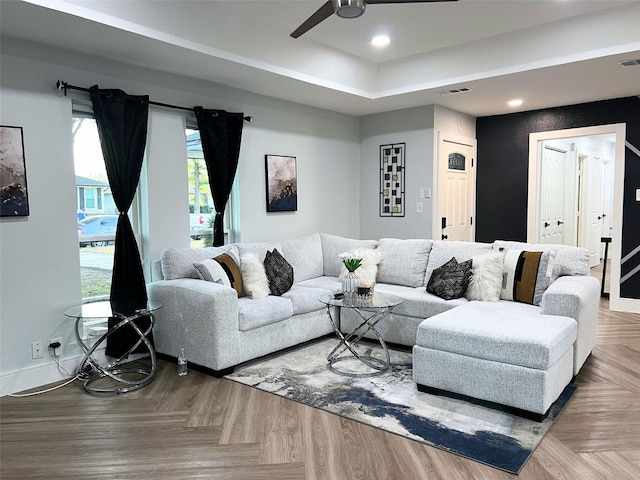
[
  {"left": 438, "top": 138, "right": 475, "bottom": 241},
  {"left": 601, "top": 158, "right": 615, "bottom": 240},
  {"left": 585, "top": 155, "right": 604, "bottom": 267},
  {"left": 539, "top": 146, "right": 567, "bottom": 244}
]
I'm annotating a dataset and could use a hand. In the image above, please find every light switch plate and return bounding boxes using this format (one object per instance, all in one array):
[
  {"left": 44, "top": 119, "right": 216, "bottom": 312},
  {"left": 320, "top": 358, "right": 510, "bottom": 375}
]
[{"left": 636, "top": 188, "right": 640, "bottom": 202}]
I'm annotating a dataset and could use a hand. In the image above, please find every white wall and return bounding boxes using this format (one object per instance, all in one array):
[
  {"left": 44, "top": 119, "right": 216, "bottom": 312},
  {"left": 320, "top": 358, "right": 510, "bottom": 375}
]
[
  {"left": 359, "top": 106, "right": 436, "bottom": 240},
  {"left": 0, "top": 40, "right": 360, "bottom": 393},
  {"left": 434, "top": 105, "right": 476, "bottom": 139},
  {"left": 0, "top": 62, "right": 82, "bottom": 393},
  {"left": 358, "top": 105, "right": 476, "bottom": 240}
]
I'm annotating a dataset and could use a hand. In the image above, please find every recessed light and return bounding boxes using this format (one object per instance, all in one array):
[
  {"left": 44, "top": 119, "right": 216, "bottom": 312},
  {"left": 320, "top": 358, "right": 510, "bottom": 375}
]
[
  {"left": 371, "top": 35, "right": 390, "bottom": 48},
  {"left": 508, "top": 99, "right": 523, "bottom": 107}
]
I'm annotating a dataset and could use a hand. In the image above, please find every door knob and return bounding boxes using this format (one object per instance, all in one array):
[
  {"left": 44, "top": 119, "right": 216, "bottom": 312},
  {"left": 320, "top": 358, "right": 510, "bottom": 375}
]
[
  {"left": 598, "top": 216, "right": 602, "bottom": 220},
  {"left": 557, "top": 220, "right": 564, "bottom": 225},
  {"left": 544, "top": 222, "right": 550, "bottom": 228},
  {"left": 441, "top": 234, "right": 448, "bottom": 240}
]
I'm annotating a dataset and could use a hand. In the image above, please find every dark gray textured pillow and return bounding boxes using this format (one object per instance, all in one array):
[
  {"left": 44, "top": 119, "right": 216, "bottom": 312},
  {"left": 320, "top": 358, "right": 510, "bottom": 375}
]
[
  {"left": 426, "top": 257, "right": 473, "bottom": 300},
  {"left": 263, "top": 248, "right": 294, "bottom": 296}
]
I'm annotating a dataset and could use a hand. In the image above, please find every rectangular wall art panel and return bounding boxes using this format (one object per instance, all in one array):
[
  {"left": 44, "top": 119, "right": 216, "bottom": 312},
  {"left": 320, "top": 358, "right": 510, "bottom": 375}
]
[
  {"left": 379, "top": 143, "right": 405, "bottom": 217},
  {"left": 0, "top": 125, "right": 29, "bottom": 217},
  {"left": 265, "top": 154, "right": 297, "bottom": 212}
]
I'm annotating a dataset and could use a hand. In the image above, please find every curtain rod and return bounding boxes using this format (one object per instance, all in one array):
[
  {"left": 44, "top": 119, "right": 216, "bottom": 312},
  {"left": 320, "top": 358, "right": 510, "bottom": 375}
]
[{"left": 56, "top": 80, "right": 252, "bottom": 122}]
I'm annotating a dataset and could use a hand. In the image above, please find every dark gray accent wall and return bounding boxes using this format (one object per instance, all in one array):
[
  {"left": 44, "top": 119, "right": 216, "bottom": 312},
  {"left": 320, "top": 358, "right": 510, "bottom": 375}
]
[{"left": 476, "top": 96, "right": 640, "bottom": 299}]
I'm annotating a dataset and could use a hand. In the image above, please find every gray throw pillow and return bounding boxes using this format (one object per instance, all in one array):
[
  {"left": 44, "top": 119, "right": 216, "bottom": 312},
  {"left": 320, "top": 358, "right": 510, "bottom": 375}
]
[
  {"left": 426, "top": 257, "right": 473, "bottom": 300},
  {"left": 263, "top": 248, "right": 294, "bottom": 296}
]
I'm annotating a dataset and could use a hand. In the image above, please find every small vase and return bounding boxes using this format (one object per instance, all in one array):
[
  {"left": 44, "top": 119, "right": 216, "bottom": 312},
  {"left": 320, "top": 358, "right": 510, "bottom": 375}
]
[{"left": 342, "top": 271, "right": 359, "bottom": 303}]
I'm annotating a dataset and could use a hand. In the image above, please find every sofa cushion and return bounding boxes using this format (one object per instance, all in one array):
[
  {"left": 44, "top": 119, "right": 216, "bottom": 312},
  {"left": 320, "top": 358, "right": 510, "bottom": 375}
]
[
  {"left": 373, "top": 283, "right": 467, "bottom": 318},
  {"left": 237, "top": 296, "right": 294, "bottom": 332},
  {"left": 161, "top": 245, "right": 236, "bottom": 280},
  {"left": 264, "top": 248, "right": 294, "bottom": 296},
  {"left": 282, "top": 285, "right": 331, "bottom": 315},
  {"left": 493, "top": 240, "right": 588, "bottom": 281},
  {"left": 280, "top": 233, "right": 323, "bottom": 283},
  {"left": 500, "top": 249, "right": 555, "bottom": 306},
  {"left": 320, "top": 233, "right": 378, "bottom": 277},
  {"left": 416, "top": 301, "right": 577, "bottom": 370},
  {"left": 465, "top": 251, "right": 504, "bottom": 302},
  {"left": 240, "top": 254, "right": 269, "bottom": 299},
  {"left": 426, "top": 257, "right": 472, "bottom": 300},
  {"left": 376, "top": 238, "right": 433, "bottom": 287},
  {"left": 425, "top": 241, "right": 492, "bottom": 286},
  {"left": 295, "top": 276, "right": 342, "bottom": 293},
  {"left": 237, "top": 241, "right": 282, "bottom": 263}
]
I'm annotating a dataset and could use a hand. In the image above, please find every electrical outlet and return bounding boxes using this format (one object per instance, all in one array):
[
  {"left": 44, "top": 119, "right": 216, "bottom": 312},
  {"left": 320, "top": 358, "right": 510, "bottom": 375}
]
[
  {"left": 49, "top": 337, "right": 63, "bottom": 357},
  {"left": 32, "top": 341, "right": 44, "bottom": 359}
]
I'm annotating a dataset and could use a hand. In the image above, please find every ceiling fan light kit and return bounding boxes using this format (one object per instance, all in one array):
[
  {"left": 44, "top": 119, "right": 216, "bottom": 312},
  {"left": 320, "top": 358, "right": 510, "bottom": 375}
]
[
  {"left": 334, "top": 0, "right": 366, "bottom": 18},
  {"left": 291, "top": 0, "right": 457, "bottom": 39}
]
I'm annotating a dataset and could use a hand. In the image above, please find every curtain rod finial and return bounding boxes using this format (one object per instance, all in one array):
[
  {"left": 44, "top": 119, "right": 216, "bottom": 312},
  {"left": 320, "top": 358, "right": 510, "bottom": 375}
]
[{"left": 56, "top": 80, "right": 67, "bottom": 97}]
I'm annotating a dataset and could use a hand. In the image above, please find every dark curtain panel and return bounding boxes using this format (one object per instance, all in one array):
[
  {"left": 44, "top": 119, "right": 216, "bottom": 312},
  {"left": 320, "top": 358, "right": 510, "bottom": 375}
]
[
  {"left": 194, "top": 107, "right": 244, "bottom": 246},
  {"left": 90, "top": 86, "right": 150, "bottom": 358}
]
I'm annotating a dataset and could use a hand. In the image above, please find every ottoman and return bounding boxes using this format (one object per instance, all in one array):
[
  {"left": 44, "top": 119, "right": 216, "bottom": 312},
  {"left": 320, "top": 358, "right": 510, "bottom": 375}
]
[{"left": 413, "top": 301, "right": 577, "bottom": 421}]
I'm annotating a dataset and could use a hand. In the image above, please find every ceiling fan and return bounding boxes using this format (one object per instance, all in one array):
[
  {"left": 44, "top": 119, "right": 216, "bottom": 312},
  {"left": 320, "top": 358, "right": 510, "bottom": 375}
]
[{"left": 291, "top": 0, "right": 457, "bottom": 39}]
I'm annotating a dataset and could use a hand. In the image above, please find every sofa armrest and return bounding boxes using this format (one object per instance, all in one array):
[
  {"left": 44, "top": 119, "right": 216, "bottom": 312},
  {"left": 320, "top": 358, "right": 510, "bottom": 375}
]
[
  {"left": 541, "top": 275, "right": 600, "bottom": 375},
  {"left": 148, "top": 278, "right": 240, "bottom": 371}
]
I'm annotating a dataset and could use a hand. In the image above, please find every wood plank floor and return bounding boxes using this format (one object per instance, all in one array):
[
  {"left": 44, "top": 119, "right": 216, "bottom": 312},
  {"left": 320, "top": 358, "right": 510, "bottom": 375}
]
[{"left": 2, "top": 265, "right": 639, "bottom": 479}]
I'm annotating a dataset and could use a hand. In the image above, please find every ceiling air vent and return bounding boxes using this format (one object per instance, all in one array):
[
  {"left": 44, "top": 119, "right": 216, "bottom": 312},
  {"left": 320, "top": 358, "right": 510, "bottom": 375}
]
[
  {"left": 618, "top": 59, "right": 640, "bottom": 67},
  {"left": 438, "top": 87, "right": 473, "bottom": 96}
]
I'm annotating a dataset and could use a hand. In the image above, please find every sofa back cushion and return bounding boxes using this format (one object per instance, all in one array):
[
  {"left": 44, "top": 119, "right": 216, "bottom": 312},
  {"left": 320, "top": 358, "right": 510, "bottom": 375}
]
[
  {"left": 424, "top": 240, "right": 493, "bottom": 286},
  {"left": 160, "top": 245, "right": 236, "bottom": 280},
  {"left": 236, "top": 241, "right": 283, "bottom": 262},
  {"left": 280, "top": 233, "right": 324, "bottom": 283},
  {"left": 493, "top": 240, "right": 589, "bottom": 281},
  {"left": 376, "top": 238, "right": 433, "bottom": 287},
  {"left": 320, "top": 233, "right": 378, "bottom": 277}
]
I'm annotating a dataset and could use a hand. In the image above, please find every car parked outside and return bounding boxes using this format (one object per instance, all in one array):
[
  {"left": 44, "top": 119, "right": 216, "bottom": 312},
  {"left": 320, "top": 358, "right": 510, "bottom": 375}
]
[{"left": 78, "top": 214, "right": 118, "bottom": 247}]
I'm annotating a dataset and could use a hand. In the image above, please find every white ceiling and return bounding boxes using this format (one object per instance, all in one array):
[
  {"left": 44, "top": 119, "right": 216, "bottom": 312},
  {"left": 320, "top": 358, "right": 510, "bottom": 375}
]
[{"left": 2, "top": 0, "right": 639, "bottom": 117}]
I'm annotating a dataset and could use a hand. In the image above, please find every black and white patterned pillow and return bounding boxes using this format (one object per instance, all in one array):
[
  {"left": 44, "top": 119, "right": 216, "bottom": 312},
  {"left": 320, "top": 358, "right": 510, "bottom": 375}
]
[
  {"left": 263, "top": 248, "right": 294, "bottom": 296},
  {"left": 426, "top": 257, "right": 473, "bottom": 300}
]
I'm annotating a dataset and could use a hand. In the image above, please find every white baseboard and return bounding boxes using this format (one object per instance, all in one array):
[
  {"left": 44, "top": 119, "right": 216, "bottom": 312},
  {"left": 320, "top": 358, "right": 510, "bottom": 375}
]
[
  {"left": 0, "top": 347, "right": 149, "bottom": 397},
  {"left": 0, "top": 354, "right": 84, "bottom": 396}
]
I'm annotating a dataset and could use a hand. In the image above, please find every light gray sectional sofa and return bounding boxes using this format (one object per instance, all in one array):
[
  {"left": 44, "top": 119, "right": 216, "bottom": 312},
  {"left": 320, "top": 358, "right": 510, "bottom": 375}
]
[{"left": 147, "top": 232, "right": 599, "bottom": 418}]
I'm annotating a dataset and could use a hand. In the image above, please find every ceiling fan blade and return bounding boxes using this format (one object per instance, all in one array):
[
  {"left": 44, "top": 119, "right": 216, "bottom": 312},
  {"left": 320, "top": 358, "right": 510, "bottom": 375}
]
[
  {"left": 366, "top": 0, "right": 457, "bottom": 4},
  {"left": 291, "top": 1, "right": 335, "bottom": 39}
]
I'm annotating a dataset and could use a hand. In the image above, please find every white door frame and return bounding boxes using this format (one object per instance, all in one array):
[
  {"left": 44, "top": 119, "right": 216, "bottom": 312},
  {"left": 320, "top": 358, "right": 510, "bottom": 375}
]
[
  {"left": 527, "top": 123, "right": 633, "bottom": 312},
  {"left": 433, "top": 132, "right": 477, "bottom": 241}
]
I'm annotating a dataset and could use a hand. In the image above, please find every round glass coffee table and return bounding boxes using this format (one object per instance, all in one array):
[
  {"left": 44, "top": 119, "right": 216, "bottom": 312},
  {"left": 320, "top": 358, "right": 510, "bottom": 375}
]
[
  {"left": 319, "top": 292, "right": 403, "bottom": 377},
  {"left": 64, "top": 300, "right": 161, "bottom": 394}
]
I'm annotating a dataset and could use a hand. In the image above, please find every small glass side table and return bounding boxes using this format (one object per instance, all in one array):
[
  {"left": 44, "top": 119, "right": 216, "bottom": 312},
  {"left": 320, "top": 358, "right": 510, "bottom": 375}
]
[
  {"left": 319, "top": 292, "right": 403, "bottom": 377},
  {"left": 64, "top": 300, "right": 161, "bottom": 395}
]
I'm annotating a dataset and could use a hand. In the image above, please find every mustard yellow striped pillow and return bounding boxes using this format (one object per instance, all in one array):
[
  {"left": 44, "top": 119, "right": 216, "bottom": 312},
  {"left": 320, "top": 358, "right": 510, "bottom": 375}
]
[{"left": 500, "top": 249, "right": 555, "bottom": 305}]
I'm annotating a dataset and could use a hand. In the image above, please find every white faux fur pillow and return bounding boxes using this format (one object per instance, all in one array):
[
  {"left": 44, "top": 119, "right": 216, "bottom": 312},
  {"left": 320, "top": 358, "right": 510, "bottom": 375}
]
[
  {"left": 241, "top": 254, "right": 270, "bottom": 299},
  {"left": 465, "top": 252, "right": 504, "bottom": 302},
  {"left": 338, "top": 248, "right": 384, "bottom": 286}
]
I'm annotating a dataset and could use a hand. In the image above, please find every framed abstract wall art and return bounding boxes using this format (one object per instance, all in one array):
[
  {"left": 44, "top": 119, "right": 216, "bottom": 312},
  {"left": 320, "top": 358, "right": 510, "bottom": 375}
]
[
  {"left": 265, "top": 154, "right": 297, "bottom": 212},
  {"left": 379, "top": 143, "right": 405, "bottom": 217},
  {"left": 0, "top": 126, "right": 29, "bottom": 217}
]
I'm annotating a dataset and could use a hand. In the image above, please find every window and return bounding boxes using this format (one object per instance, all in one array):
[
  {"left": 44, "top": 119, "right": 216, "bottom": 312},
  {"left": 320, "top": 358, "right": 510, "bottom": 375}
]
[
  {"left": 186, "top": 126, "right": 235, "bottom": 246},
  {"left": 73, "top": 113, "right": 116, "bottom": 300}
]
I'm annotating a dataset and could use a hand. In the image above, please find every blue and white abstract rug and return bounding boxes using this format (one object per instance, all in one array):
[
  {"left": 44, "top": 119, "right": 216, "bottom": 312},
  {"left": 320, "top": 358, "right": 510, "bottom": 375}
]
[{"left": 226, "top": 338, "right": 576, "bottom": 474}]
